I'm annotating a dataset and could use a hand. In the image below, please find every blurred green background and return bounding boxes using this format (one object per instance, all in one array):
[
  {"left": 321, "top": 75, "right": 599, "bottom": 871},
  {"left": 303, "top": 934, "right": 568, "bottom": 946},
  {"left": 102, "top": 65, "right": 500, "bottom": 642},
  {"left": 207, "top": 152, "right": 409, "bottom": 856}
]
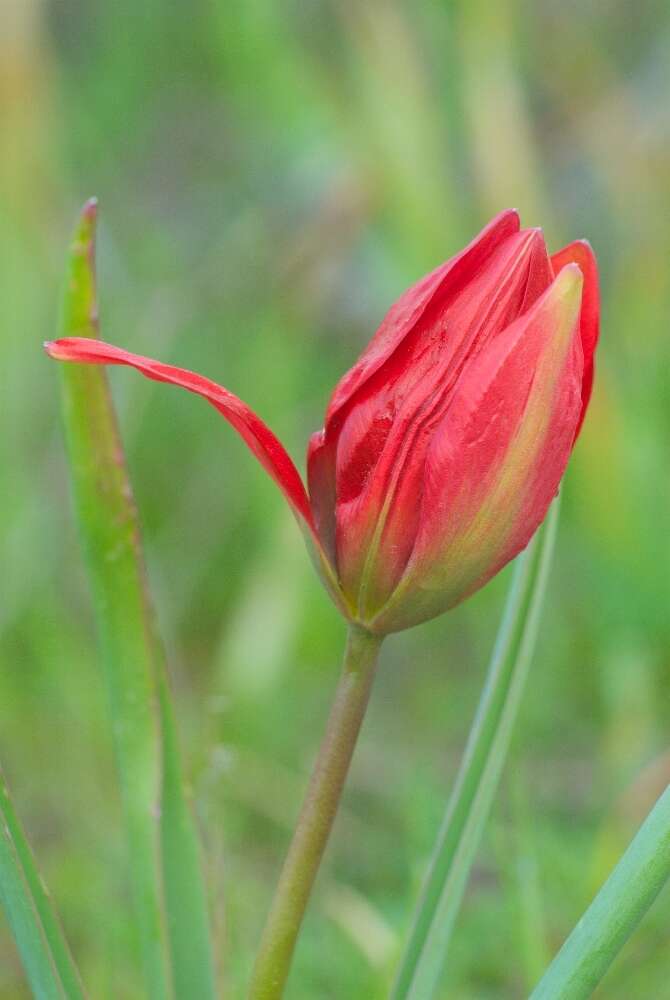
[{"left": 2, "top": 0, "right": 670, "bottom": 997}]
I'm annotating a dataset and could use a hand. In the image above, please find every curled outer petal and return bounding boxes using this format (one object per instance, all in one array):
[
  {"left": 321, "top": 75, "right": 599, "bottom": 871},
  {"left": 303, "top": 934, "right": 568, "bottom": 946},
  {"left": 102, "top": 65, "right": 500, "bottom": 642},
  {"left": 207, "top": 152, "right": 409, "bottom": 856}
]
[
  {"left": 370, "top": 264, "right": 584, "bottom": 634},
  {"left": 44, "top": 337, "right": 349, "bottom": 615},
  {"left": 47, "top": 338, "right": 314, "bottom": 528}
]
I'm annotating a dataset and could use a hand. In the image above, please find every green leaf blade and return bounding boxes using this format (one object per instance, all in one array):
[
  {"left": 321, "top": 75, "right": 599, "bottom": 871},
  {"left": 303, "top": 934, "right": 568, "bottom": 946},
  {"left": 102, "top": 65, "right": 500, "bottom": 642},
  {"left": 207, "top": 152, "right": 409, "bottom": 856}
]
[
  {"left": 0, "top": 771, "right": 85, "bottom": 999},
  {"left": 529, "top": 783, "right": 670, "bottom": 1000},
  {"left": 392, "top": 499, "right": 561, "bottom": 1000},
  {"left": 55, "top": 201, "right": 216, "bottom": 999}
]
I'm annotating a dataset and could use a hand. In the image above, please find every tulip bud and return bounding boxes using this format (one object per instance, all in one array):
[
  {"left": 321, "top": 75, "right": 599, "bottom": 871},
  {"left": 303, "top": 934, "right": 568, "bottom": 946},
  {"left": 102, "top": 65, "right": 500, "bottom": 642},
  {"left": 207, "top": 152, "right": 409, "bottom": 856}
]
[{"left": 47, "top": 208, "right": 599, "bottom": 635}]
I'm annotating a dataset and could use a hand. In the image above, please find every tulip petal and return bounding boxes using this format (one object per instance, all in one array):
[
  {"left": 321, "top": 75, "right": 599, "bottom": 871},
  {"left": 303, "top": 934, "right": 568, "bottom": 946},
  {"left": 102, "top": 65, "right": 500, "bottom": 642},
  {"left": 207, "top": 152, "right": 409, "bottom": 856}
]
[
  {"left": 551, "top": 239, "right": 599, "bottom": 434},
  {"left": 45, "top": 337, "right": 316, "bottom": 533},
  {"left": 324, "top": 209, "right": 521, "bottom": 429},
  {"left": 309, "top": 211, "right": 524, "bottom": 570},
  {"left": 327, "top": 226, "right": 555, "bottom": 616},
  {"left": 306, "top": 428, "right": 337, "bottom": 564},
  {"left": 372, "top": 264, "right": 584, "bottom": 633}
]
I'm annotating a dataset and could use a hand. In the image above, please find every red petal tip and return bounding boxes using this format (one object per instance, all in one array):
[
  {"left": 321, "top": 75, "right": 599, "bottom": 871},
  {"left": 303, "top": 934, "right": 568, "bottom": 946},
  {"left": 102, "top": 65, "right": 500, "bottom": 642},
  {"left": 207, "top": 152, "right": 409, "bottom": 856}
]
[
  {"left": 82, "top": 197, "right": 99, "bottom": 218},
  {"left": 500, "top": 207, "right": 521, "bottom": 227},
  {"left": 44, "top": 339, "right": 68, "bottom": 359}
]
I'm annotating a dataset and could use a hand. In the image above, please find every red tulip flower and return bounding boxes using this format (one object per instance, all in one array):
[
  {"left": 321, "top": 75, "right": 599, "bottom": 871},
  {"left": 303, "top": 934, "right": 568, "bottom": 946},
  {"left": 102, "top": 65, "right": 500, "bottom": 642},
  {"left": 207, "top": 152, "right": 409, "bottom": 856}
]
[{"left": 46, "top": 210, "right": 599, "bottom": 634}]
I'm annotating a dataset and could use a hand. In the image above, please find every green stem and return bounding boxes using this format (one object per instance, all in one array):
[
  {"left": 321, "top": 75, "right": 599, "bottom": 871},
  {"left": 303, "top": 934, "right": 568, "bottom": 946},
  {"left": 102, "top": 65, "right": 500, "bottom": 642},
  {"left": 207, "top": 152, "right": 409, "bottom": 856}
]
[
  {"left": 529, "top": 783, "right": 670, "bottom": 1000},
  {"left": 248, "top": 625, "right": 383, "bottom": 999}
]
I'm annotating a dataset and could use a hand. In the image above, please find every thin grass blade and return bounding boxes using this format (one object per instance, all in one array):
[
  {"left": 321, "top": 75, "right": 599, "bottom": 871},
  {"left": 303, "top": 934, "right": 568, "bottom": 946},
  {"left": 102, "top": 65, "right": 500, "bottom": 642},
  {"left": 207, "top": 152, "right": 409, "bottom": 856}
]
[
  {"left": 392, "top": 499, "right": 561, "bottom": 1000},
  {"left": 55, "top": 200, "right": 216, "bottom": 998},
  {"left": 0, "top": 770, "right": 86, "bottom": 999},
  {"left": 529, "top": 782, "right": 670, "bottom": 1000}
]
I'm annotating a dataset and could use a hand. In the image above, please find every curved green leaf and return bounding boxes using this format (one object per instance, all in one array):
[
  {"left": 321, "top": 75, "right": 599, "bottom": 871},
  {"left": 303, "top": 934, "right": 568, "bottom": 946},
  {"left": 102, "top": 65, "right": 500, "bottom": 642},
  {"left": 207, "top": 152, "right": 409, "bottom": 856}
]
[
  {"left": 529, "top": 782, "right": 670, "bottom": 1000},
  {"left": 392, "top": 499, "right": 560, "bottom": 999},
  {"left": 55, "top": 200, "right": 216, "bottom": 998}
]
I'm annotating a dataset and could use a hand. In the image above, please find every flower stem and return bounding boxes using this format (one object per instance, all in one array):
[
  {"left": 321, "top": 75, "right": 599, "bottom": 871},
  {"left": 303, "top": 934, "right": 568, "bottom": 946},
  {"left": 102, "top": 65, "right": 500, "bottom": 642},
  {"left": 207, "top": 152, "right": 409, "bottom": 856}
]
[{"left": 248, "top": 625, "right": 384, "bottom": 999}]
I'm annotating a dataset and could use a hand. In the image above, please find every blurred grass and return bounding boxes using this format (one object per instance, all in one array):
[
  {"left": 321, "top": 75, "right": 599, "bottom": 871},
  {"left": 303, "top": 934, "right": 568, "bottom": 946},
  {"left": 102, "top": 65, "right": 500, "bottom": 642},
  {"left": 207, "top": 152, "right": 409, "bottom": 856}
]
[{"left": 2, "top": 0, "right": 670, "bottom": 997}]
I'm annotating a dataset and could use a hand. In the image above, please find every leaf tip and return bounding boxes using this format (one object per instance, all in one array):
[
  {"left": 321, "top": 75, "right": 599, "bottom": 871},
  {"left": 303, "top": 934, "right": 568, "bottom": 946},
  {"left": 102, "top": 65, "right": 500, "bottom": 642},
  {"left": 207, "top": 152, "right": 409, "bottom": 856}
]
[
  {"left": 61, "top": 202, "right": 100, "bottom": 339},
  {"left": 72, "top": 198, "right": 99, "bottom": 253},
  {"left": 82, "top": 196, "right": 99, "bottom": 218}
]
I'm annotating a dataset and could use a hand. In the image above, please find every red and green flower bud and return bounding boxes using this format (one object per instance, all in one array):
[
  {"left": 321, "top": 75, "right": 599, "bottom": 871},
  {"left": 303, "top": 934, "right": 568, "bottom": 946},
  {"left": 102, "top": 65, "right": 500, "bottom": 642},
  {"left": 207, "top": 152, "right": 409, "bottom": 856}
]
[{"left": 47, "top": 209, "right": 599, "bottom": 634}]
